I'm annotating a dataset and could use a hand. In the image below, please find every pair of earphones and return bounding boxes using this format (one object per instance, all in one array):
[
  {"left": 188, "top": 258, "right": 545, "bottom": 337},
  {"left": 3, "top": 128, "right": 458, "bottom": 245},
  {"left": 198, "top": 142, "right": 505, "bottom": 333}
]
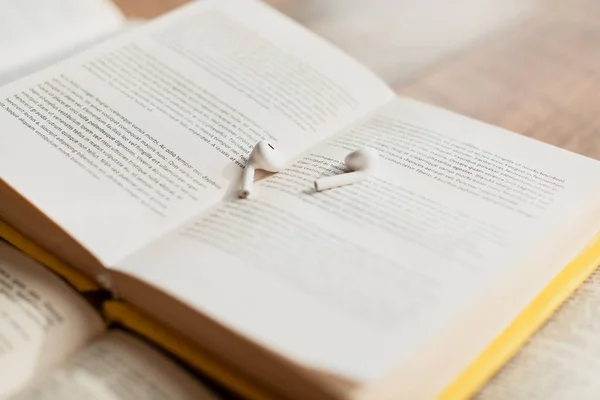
[{"left": 239, "top": 140, "right": 379, "bottom": 198}]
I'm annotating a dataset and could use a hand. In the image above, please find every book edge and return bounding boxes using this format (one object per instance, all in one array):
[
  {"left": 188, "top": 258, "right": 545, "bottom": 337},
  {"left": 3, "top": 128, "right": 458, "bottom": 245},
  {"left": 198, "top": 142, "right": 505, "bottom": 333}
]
[
  {"left": 438, "top": 229, "right": 600, "bottom": 399},
  {"left": 0, "top": 219, "right": 99, "bottom": 292},
  {"left": 103, "top": 300, "right": 278, "bottom": 400}
]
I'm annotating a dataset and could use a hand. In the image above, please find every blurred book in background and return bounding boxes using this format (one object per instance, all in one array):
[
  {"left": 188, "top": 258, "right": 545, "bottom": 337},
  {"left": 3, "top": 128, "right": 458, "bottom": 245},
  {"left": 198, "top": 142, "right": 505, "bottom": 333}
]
[{"left": 0, "top": 0, "right": 127, "bottom": 86}]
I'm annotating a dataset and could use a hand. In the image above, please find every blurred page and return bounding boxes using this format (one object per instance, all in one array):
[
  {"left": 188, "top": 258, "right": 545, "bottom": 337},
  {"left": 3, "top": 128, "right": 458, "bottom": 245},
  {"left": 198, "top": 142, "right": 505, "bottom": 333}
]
[
  {"left": 0, "top": 241, "right": 105, "bottom": 398},
  {"left": 10, "top": 330, "right": 220, "bottom": 400},
  {"left": 0, "top": 0, "right": 124, "bottom": 84}
]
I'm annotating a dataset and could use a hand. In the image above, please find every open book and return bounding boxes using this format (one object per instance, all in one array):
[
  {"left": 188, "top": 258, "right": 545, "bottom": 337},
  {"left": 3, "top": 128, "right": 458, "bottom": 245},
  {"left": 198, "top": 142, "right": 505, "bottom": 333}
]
[
  {"left": 0, "top": 240, "right": 218, "bottom": 399},
  {"left": 0, "top": 0, "right": 599, "bottom": 398}
]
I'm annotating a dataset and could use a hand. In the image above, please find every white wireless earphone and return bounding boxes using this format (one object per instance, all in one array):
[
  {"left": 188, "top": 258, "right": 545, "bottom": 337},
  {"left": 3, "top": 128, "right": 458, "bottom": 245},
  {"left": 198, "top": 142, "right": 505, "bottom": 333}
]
[
  {"left": 239, "top": 143, "right": 378, "bottom": 198},
  {"left": 239, "top": 140, "right": 285, "bottom": 198},
  {"left": 313, "top": 147, "right": 379, "bottom": 191}
]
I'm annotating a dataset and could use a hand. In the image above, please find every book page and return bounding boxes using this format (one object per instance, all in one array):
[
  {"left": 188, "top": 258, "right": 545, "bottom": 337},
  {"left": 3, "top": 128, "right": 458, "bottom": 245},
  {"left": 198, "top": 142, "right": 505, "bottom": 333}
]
[
  {"left": 9, "top": 330, "right": 220, "bottom": 400},
  {"left": 0, "top": 241, "right": 105, "bottom": 398},
  {"left": 476, "top": 268, "right": 600, "bottom": 400},
  {"left": 0, "top": 0, "right": 393, "bottom": 267},
  {"left": 117, "top": 98, "right": 600, "bottom": 391},
  {"left": 0, "top": 0, "right": 124, "bottom": 84}
]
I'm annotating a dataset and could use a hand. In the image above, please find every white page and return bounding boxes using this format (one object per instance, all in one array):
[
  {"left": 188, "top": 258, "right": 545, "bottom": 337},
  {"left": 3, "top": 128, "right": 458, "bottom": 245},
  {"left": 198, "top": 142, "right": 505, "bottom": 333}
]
[
  {"left": 477, "top": 267, "right": 600, "bottom": 400},
  {"left": 0, "top": 0, "right": 124, "bottom": 82},
  {"left": 0, "top": 241, "right": 105, "bottom": 398},
  {"left": 0, "top": 0, "right": 394, "bottom": 266},
  {"left": 9, "top": 330, "right": 219, "bottom": 400},
  {"left": 118, "top": 98, "right": 600, "bottom": 385}
]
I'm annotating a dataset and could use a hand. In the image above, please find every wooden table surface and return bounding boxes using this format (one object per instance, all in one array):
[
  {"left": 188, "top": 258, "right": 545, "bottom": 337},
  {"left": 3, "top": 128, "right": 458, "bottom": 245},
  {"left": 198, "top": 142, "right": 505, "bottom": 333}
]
[
  {"left": 113, "top": 0, "right": 600, "bottom": 160},
  {"left": 399, "top": 0, "right": 600, "bottom": 160}
]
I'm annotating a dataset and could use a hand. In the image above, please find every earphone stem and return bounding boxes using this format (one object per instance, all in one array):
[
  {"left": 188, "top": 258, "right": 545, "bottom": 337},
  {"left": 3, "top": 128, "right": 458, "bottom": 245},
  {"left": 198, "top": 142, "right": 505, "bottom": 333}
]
[
  {"left": 314, "top": 171, "right": 368, "bottom": 192},
  {"left": 239, "top": 164, "right": 256, "bottom": 198}
]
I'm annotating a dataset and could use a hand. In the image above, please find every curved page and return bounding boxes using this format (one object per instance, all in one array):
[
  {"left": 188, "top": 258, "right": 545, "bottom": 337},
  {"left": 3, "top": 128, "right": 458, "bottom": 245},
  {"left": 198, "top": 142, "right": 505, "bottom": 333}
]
[{"left": 0, "top": 241, "right": 104, "bottom": 398}]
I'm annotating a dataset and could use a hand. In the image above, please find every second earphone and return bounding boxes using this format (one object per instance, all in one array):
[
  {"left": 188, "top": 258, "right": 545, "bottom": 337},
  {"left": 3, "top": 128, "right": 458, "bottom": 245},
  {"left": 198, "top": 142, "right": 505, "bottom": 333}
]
[{"left": 313, "top": 147, "right": 379, "bottom": 191}]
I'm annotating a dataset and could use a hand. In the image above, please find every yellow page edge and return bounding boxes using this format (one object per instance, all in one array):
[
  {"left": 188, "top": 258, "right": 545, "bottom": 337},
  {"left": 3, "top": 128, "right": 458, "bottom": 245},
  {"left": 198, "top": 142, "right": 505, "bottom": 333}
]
[
  {"left": 104, "top": 301, "right": 276, "bottom": 400},
  {"left": 439, "top": 230, "right": 600, "bottom": 399},
  {"left": 0, "top": 219, "right": 99, "bottom": 292}
]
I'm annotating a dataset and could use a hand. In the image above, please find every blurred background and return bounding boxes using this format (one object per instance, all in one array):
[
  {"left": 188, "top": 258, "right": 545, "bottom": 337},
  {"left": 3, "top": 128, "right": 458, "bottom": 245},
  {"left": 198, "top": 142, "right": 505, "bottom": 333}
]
[
  {"left": 117, "top": 0, "right": 537, "bottom": 86},
  {"left": 267, "top": 0, "right": 537, "bottom": 85}
]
